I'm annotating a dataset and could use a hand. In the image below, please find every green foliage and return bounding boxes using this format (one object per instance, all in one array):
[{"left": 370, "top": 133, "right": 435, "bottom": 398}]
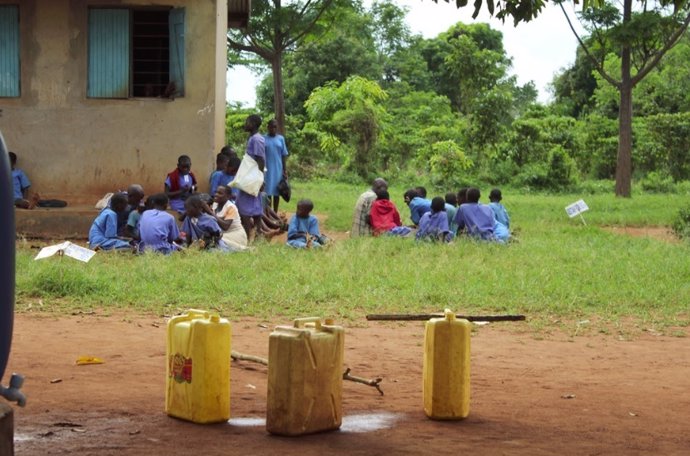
[
  {"left": 672, "top": 205, "right": 690, "bottom": 240},
  {"left": 304, "top": 76, "right": 389, "bottom": 178},
  {"left": 515, "top": 146, "right": 578, "bottom": 191},
  {"left": 426, "top": 140, "right": 474, "bottom": 185},
  {"left": 225, "top": 105, "right": 261, "bottom": 150}
]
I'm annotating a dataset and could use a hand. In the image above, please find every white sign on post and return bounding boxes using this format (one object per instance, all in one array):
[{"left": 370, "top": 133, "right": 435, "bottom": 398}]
[{"left": 565, "top": 199, "right": 589, "bottom": 225}]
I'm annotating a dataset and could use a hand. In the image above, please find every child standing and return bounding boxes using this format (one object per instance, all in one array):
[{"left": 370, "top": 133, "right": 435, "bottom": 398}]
[
  {"left": 416, "top": 197, "right": 454, "bottom": 242},
  {"left": 264, "top": 119, "right": 289, "bottom": 212},
  {"left": 165, "top": 155, "right": 197, "bottom": 213},
  {"left": 369, "top": 190, "right": 411, "bottom": 237},
  {"left": 286, "top": 199, "right": 327, "bottom": 249},
  {"left": 139, "top": 193, "right": 182, "bottom": 254},
  {"left": 88, "top": 193, "right": 132, "bottom": 251},
  {"left": 236, "top": 114, "right": 266, "bottom": 242}
]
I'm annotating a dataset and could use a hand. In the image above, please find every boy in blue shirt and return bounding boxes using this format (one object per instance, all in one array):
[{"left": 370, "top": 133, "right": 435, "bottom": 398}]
[
  {"left": 488, "top": 188, "right": 510, "bottom": 229},
  {"left": 286, "top": 199, "right": 328, "bottom": 249},
  {"left": 9, "top": 152, "right": 36, "bottom": 209},
  {"left": 404, "top": 189, "right": 432, "bottom": 226}
]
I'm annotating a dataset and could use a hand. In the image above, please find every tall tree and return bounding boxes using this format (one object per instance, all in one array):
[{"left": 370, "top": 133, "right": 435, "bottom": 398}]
[
  {"left": 227, "top": 0, "right": 341, "bottom": 132},
  {"left": 559, "top": 0, "right": 690, "bottom": 196}
]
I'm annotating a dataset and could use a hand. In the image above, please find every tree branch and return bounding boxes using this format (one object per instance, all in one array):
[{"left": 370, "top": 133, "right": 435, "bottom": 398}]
[
  {"left": 285, "top": 0, "right": 335, "bottom": 49},
  {"left": 631, "top": 12, "right": 690, "bottom": 86},
  {"left": 559, "top": 2, "right": 621, "bottom": 89}
]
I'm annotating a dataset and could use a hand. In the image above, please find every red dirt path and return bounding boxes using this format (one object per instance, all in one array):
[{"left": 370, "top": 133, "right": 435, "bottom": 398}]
[{"left": 5, "top": 314, "right": 690, "bottom": 455}]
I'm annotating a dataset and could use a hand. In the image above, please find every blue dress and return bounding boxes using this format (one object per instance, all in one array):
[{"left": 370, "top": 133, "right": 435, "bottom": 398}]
[
  {"left": 263, "top": 134, "right": 288, "bottom": 197},
  {"left": 236, "top": 133, "right": 266, "bottom": 217},
  {"left": 139, "top": 209, "right": 181, "bottom": 254},
  {"left": 88, "top": 208, "right": 132, "bottom": 250},
  {"left": 416, "top": 211, "right": 453, "bottom": 242}
]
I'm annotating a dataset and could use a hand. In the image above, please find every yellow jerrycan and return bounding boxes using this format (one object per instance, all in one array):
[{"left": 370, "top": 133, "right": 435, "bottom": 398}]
[
  {"left": 423, "top": 309, "right": 471, "bottom": 420},
  {"left": 165, "top": 309, "right": 231, "bottom": 424},
  {"left": 266, "top": 317, "right": 344, "bottom": 436}
]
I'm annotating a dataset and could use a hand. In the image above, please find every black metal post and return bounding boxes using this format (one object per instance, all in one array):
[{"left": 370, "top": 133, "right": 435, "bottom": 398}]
[{"left": 0, "top": 132, "right": 15, "bottom": 383}]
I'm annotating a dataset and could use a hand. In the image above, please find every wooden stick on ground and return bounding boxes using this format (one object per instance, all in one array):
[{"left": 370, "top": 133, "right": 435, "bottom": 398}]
[
  {"left": 343, "top": 368, "right": 384, "bottom": 396},
  {"left": 231, "top": 351, "right": 384, "bottom": 396},
  {"left": 366, "top": 313, "right": 526, "bottom": 322}
]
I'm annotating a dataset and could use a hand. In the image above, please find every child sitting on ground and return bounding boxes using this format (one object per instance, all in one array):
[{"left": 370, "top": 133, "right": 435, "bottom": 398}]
[
  {"left": 9, "top": 151, "right": 66, "bottom": 209},
  {"left": 416, "top": 197, "right": 454, "bottom": 242},
  {"left": 445, "top": 192, "right": 458, "bottom": 234},
  {"left": 138, "top": 193, "right": 182, "bottom": 254},
  {"left": 369, "top": 190, "right": 411, "bottom": 237},
  {"left": 181, "top": 195, "right": 228, "bottom": 251},
  {"left": 454, "top": 187, "right": 509, "bottom": 243},
  {"left": 286, "top": 199, "right": 328, "bottom": 249},
  {"left": 212, "top": 185, "right": 248, "bottom": 251},
  {"left": 88, "top": 193, "right": 133, "bottom": 251},
  {"left": 403, "top": 188, "right": 432, "bottom": 227},
  {"left": 488, "top": 188, "right": 510, "bottom": 229},
  {"left": 165, "top": 155, "right": 197, "bottom": 213}
]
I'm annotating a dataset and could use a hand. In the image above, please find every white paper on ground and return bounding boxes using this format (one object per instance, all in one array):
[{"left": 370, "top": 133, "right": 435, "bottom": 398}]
[{"left": 35, "top": 242, "right": 96, "bottom": 263}]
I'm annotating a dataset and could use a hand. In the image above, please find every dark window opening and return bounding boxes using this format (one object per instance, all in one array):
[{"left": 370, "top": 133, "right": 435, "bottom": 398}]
[{"left": 132, "top": 9, "right": 170, "bottom": 98}]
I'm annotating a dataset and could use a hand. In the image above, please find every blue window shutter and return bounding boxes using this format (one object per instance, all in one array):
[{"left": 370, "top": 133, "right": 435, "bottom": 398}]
[
  {"left": 0, "top": 5, "right": 20, "bottom": 97},
  {"left": 169, "top": 8, "right": 185, "bottom": 96},
  {"left": 88, "top": 9, "right": 130, "bottom": 98}
]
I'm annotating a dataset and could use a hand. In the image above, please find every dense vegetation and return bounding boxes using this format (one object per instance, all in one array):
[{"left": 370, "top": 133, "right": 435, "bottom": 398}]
[{"left": 226, "top": 0, "right": 690, "bottom": 196}]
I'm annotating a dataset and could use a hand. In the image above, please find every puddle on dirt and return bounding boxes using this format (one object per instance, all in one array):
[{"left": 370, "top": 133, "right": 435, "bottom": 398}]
[
  {"left": 226, "top": 412, "right": 401, "bottom": 433},
  {"left": 340, "top": 412, "right": 399, "bottom": 433},
  {"left": 227, "top": 417, "right": 265, "bottom": 427}
]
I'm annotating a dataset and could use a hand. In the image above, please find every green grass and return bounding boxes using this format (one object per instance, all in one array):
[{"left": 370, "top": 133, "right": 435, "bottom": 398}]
[{"left": 14, "top": 181, "right": 690, "bottom": 334}]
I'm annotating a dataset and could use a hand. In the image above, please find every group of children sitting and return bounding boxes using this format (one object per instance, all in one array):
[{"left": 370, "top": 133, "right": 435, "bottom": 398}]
[
  {"left": 365, "top": 180, "right": 511, "bottom": 243},
  {"left": 87, "top": 150, "right": 326, "bottom": 254}
]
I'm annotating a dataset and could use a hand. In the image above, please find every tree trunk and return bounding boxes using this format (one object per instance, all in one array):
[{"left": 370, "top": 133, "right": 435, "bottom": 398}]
[
  {"left": 271, "top": 52, "right": 286, "bottom": 135},
  {"left": 615, "top": 0, "right": 633, "bottom": 198}
]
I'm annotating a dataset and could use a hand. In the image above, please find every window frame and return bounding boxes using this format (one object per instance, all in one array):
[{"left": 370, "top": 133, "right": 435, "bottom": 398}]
[
  {"left": 87, "top": 6, "right": 185, "bottom": 100},
  {"left": 0, "top": 4, "right": 21, "bottom": 98}
]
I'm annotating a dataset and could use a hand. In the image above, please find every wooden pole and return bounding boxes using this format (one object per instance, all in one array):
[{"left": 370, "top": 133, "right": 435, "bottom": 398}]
[
  {"left": 231, "top": 351, "right": 384, "bottom": 395},
  {"left": 366, "top": 313, "right": 526, "bottom": 322}
]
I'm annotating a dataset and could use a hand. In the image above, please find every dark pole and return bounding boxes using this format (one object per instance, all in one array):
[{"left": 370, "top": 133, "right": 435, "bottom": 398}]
[{"left": 0, "top": 132, "right": 15, "bottom": 383}]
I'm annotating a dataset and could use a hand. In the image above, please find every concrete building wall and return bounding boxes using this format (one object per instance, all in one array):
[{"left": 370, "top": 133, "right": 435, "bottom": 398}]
[{"left": 0, "top": 0, "right": 228, "bottom": 202}]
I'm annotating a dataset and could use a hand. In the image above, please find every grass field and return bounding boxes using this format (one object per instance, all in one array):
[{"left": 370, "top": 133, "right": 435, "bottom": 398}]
[{"left": 15, "top": 181, "right": 690, "bottom": 335}]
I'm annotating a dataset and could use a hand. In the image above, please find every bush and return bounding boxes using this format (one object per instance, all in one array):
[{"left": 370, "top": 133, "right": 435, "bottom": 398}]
[
  {"left": 671, "top": 206, "right": 690, "bottom": 240},
  {"left": 513, "top": 146, "right": 578, "bottom": 191},
  {"left": 639, "top": 171, "right": 676, "bottom": 193},
  {"left": 426, "top": 141, "right": 473, "bottom": 186}
]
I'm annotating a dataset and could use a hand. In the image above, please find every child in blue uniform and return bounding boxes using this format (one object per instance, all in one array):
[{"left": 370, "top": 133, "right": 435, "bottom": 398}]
[
  {"left": 139, "top": 193, "right": 182, "bottom": 254},
  {"left": 416, "top": 197, "right": 454, "bottom": 242},
  {"left": 286, "top": 199, "right": 327, "bottom": 249},
  {"left": 88, "top": 193, "right": 132, "bottom": 251}
]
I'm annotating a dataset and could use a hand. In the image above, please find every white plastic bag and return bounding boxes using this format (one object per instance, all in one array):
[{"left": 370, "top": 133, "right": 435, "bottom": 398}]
[
  {"left": 95, "top": 192, "right": 113, "bottom": 209},
  {"left": 229, "top": 154, "right": 264, "bottom": 196}
]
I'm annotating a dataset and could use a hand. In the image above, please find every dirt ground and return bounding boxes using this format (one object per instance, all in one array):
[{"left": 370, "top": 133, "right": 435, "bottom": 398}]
[{"left": 4, "top": 313, "right": 689, "bottom": 456}]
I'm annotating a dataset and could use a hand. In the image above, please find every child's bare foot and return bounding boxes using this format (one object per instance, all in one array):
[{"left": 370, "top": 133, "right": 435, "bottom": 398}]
[{"left": 28, "top": 193, "right": 40, "bottom": 209}]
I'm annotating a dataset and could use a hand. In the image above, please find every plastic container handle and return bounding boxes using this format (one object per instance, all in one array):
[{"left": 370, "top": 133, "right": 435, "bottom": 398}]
[
  {"left": 185, "top": 309, "right": 211, "bottom": 319},
  {"left": 444, "top": 309, "right": 456, "bottom": 321},
  {"left": 293, "top": 317, "right": 322, "bottom": 329}
]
